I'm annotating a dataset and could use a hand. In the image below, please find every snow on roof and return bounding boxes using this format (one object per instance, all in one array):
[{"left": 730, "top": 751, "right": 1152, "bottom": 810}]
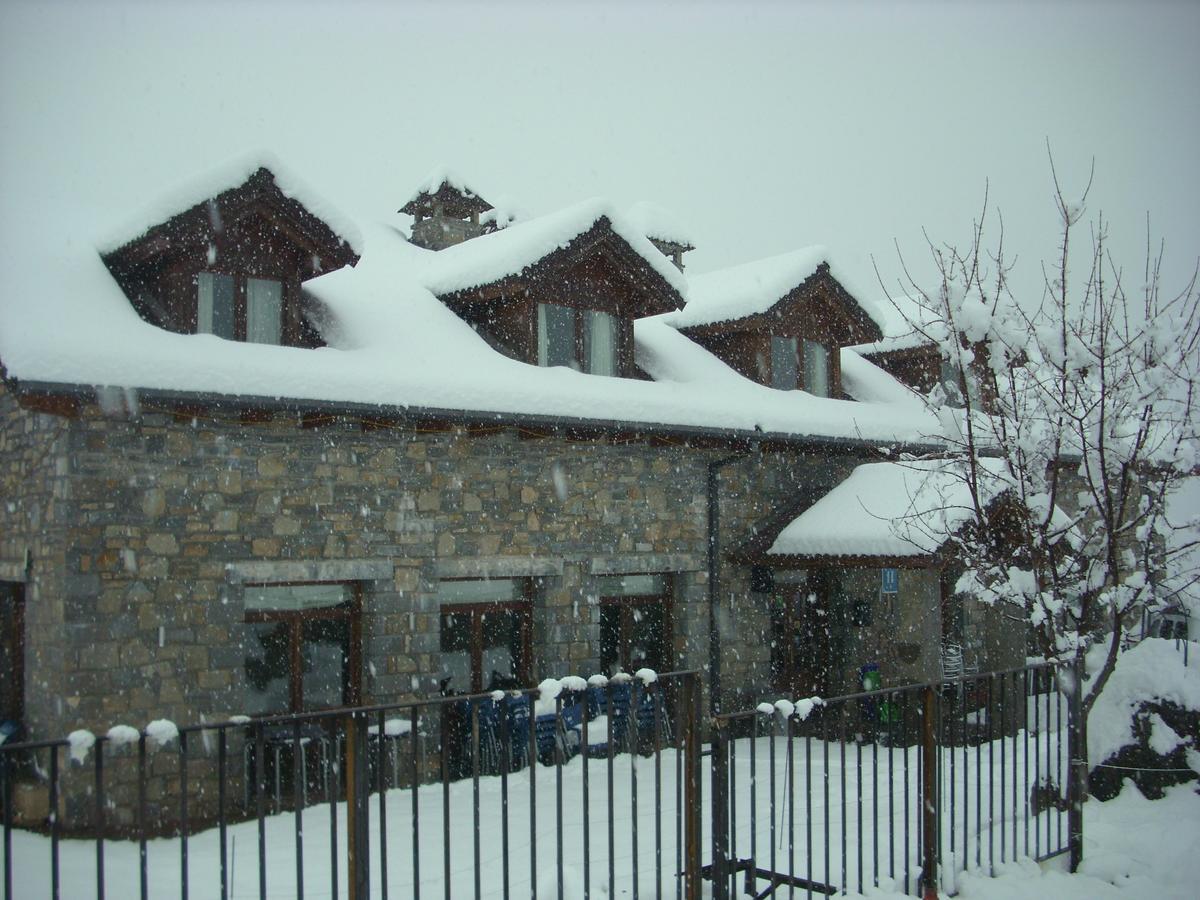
[
  {"left": 625, "top": 201, "right": 694, "bottom": 249},
  {"left": 664, "top": 246, "right": 886, "bottom": 333},
  {"left": 0, "top": 154, "right": 943, "bottom": 447},
  {"left": 666, "top": 246, "right": 829, "bottom": 329},
  {"left": 400, "top": 165, "right": 492, "bottom": 208},
  {"left": 96, "top": 150, "right": 363, "bottom": 256},
  {"left": 852, "top": 293, "right": 947, "bottom": 355},
  {"left": 767, "top": 458, "right": 1010, "bottom": 558},
  {"left": 839, "top": 348, "right": 926, "bottom": 407},
  {"left": 419, "top": 198, "right": 689, "bottom": 298}
]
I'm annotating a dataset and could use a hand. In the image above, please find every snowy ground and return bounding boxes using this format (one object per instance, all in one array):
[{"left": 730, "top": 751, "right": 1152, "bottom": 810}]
[
  {"left": 7, "top": 646, "right": 1199, "bottom": 898},
  {"left": 9, "top": 732, "right": 1197, "bottom": 898}
]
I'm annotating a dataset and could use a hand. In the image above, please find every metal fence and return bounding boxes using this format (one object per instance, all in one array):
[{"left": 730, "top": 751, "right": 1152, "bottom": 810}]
[
  {"left": 1, "top": 670, "right": 704, "bottom": 900},
  {"left": 706, "top": 660, "right": 1079, "bottom": 899}
]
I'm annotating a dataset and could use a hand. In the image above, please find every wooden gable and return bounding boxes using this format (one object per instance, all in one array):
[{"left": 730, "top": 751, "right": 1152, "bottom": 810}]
[
  {"left": 681, "top": 265, "right": 882, "bottom": 391},
  {"left": 436, "top": 217, "right": 685, "bottom": 375},
  {"left": 102, "top": 167, "right": 359, "bottom": 346}
]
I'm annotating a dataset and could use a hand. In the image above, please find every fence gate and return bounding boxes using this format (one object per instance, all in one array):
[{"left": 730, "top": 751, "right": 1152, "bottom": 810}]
[{"left": 706, "top": 662, "right": 1078, "bottom": 899}]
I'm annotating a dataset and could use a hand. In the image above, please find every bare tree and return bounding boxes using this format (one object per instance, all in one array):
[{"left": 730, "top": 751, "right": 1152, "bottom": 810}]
[{"left": 880, "top": 157, "right": 1200, "bottom": 786}]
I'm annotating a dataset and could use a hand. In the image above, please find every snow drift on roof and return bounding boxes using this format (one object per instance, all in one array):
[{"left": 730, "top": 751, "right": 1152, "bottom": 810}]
[
  {"left": 840, "top": 348, "right": 926, "bottom": 407},
  {"left": 419, "top": 198, "right": 689, "bottom": 298},
  {"left": 852, "top": 293, "right": 947, "bottom": 355},
  {"left": 768, "top": 458, "right": 1010, "bottom": 558},
  {"left": 95, "top": 150, "right": 363, "bottom": 256},
  {"left": 0, "top": 153, "right": 939, "bottom": 447},
  {"left": 625, "top": 201, "right": 694, "bottom": 248},
  {"left": 666, "top": 246, "right": 829, "bottom": 329}
]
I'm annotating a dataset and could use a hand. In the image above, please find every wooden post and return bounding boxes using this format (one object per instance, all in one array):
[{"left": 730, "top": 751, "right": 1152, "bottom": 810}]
[
  {"left": 1068, "top": 657, "right": 1085, "bottom": 872},
  {"left": 345, "top": 712, "right": 370, "bottom": 900},
  {"left": 682, "top": 673, "right": 703, "bottom": 900},
  {"left": 710, "top": 717, "right": 730, "bottom": 900},
  {"left": 921, "top": 685, "right": 939, "bottom": 899}
]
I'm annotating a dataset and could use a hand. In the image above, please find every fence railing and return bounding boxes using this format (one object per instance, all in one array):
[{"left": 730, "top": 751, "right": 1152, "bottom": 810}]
[
  {"left": 1, "top": 669, "right": 704, "bottom": 900},
  {"left": 706, "top": 660, "right": 1078, "bottom": 899}
]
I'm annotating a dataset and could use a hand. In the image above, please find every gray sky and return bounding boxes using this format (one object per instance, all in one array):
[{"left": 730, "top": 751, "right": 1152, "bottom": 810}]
[{"left": 2, "top": 0, "right": 1197, "bottom": 307}]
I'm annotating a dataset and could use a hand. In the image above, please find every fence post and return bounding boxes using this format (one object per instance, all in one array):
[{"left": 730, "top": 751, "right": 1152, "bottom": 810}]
[
  {"left": 921, "top": 685, "right": 939, "bottom": 900},
  {"left": 682, "top": 673, "right": 702, "bottom": 900},
  {"left": 345, "top": 711, "right": 370, "bottom": 900},
  {"left": 710, "top": 717, "right": 730, "bottom": 900},
  {"left": 1067, "top": 657, "right": 1085, "bottom": 873}
]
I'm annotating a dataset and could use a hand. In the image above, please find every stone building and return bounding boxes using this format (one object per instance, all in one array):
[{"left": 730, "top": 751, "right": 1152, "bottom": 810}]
[{"left": 0, "top": 155, "right": 1025, "bottom": 769}]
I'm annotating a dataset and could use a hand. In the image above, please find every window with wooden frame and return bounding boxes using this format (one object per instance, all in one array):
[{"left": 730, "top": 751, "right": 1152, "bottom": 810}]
[
  {"left": 0, "top": 582, "right": 24, "bottom": 728},
  {"left": 437, "top": 578, "right": 534, "bottom": 694},
  {"left": 196, "top": 271, "right": 284, "bottom": 345},
  {"left": 769, "top": 335, "right": 833, "bottom": 396},
  {"left": 802, "top": 339, "right": 832, "bottom": 397},
  {"left": 243, "top": 582, "right": 362, "bottom": 715},
  {"left": 536, "top": 303, "right": 618, "bottom": 375},
  {"left": 597, "top": 574, "right": 673, "bottom": 676}
]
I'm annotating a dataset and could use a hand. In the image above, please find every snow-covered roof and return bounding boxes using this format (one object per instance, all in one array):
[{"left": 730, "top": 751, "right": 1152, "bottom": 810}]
[
  {"left": 767, "top": 459, "right": 1010, "bottom": 559},
  {"left": 96, "top": 150, "right": 363, "bottom": 257},
  {"left": 665, "top": 246, "right": 885, "bottom": 333},
  {"left": 419, "top": 198, "right": 688, "bottom": 299},
  {"left": 852, "top": 293, "right": 947, "bottom": 356},
  {"left": 399, "top": 165, "right": 493, "bottom": 212},
  {"left": 0, "top": 154, "right": 944, "bottom": 448},
  {"left": 625, "top": 201, "right": 694, "bottom": 249}
]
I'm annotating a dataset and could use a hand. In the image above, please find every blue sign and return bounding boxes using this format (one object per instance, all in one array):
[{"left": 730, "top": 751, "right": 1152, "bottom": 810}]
[{"left": 881, "top": 568, "right": 899, "bottom": 595}]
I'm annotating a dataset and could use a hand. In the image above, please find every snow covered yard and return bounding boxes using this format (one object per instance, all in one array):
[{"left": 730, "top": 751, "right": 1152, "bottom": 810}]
[
  {"left": 952, "top": 782, "right": 1200, "bottom": 900},
  {"left": 10, "top": 741, "right": 1197, "bottom": 899},
  {"left": 6, "top": 724, "right": 1069, "bottom": 898}
]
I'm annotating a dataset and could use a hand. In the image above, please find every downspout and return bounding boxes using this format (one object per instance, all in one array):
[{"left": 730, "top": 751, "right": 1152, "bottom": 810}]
[{"left": 707, "top": 445, "right": 754, "bottom": 715}]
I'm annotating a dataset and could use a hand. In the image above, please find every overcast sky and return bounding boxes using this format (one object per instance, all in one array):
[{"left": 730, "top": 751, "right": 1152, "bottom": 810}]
[{"left": 2, "top": 0, "right": 1197, "bottom": 308}]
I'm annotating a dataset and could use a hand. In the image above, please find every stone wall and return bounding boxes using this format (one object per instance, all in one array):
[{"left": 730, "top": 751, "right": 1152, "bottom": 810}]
[{"left": 6, "top": 400, "right": 851, "bottom": 742}]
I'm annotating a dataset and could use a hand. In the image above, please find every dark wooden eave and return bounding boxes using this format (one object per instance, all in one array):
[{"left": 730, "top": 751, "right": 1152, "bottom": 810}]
[
  {"left": 101, "top": 167, "right": 360, "bottom": 286},
  {"left": 859, "top": 341, "right": 939, "bottom": 364},
  {"left": 747, "top": 552, "right": 941, "bottom": 570},
  {"left": 680, "top": 264, "right": 883, "bottom": 345},
  {"left": 0, "top": 370, "right": 943, "bottom": 458},
  {"left": 434, "top": 216, "right": 685, "bottom": 319}
]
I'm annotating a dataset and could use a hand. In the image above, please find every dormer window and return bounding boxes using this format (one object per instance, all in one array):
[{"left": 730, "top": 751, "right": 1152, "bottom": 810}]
[
  {"left": 101, "top": 163, "right": 359, "bottom": 350},
  {"left": 426, "top": 207, "right": 684, "bottom": 380},
  {"left": 537, "top": 303, "right": 618, "bottom": 376},
  {"left": 675, "top": 255, "right": 883, "bottom": 399}
]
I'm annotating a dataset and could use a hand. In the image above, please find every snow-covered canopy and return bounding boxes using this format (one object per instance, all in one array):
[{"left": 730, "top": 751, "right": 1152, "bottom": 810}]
[
  {"left": 767, "top": 458, "right": 1012, "bottom": 559},
  {"left": 624, "top": 201, "right": 694, "bottom": 250},
  {"left": 0, "top": 152, "right": 942, "bottom": 447}
]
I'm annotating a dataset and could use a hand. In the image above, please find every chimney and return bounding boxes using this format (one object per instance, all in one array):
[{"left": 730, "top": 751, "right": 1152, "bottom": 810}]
[{"left": 400, "top": 169, "right": 496, "bottom": 251}]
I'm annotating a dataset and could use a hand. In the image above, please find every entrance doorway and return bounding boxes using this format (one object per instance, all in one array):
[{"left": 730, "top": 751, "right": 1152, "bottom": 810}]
[{"left": 769, "top": 571, "right": 839, "bottom": 697}]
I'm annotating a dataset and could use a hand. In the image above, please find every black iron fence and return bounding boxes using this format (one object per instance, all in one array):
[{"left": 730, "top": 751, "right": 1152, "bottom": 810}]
[
  {"left": 705, "top": 660, "right": 1079, "bottom": 899},
  {"left": 1, "top": 670, "right": 704, "bottom": 900}
]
